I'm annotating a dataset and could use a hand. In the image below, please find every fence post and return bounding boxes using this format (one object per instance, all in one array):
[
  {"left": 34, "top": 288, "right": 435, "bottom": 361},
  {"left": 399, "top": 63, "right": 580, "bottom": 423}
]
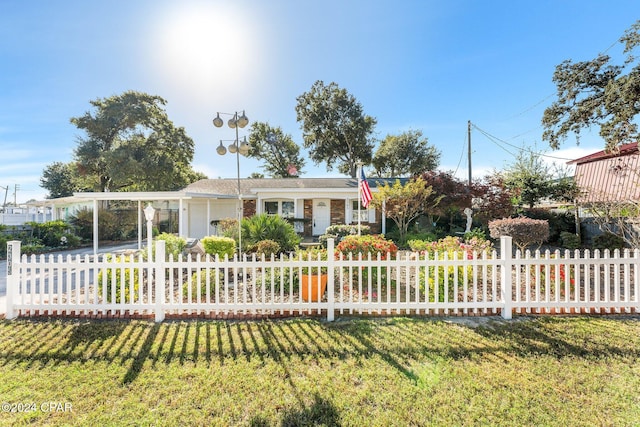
[
  {"left": 154, "top": 240, "right": 166, "bottom": 323},
  {"left": 326, "top": 238, "right": 335, "bottom": 322},
  {"left": 5, "top": 241, "right": 21, "bottom": 320},
  {"left": 500, "top": 236, "right": 513, "bottom": 320},
  {"left": 635, "top": 249, "right": 640, "bottom": 312}
]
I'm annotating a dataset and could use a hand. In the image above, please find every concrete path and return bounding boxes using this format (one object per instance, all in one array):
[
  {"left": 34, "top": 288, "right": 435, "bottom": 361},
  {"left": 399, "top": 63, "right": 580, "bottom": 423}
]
[{"left": 0, "top": 242, "right": 140, "bottom": 315}]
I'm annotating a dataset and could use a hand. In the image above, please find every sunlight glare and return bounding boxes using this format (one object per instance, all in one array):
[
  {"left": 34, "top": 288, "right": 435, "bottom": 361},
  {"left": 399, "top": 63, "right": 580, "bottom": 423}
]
[{"left": 150, "top": 2, "right": 262, "bottom": 103}]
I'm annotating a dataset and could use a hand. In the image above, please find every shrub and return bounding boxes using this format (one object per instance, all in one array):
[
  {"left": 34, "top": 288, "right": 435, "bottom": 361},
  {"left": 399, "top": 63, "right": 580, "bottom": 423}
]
[
  {"left": 219, "top": 218, "right": 239, "bottom": 241},
  {"left": 336, "top": 235, "right": 398, "bottom": 286},
  {"left": 463, "top": 227, "right": 487, "bottom": 242},
  {"left": 489, "top": 217, "right": 549, "bottom": 251},
  {"left": 408, "top": 239, "right": 430, "bottom": 252},
  {"left": 69, "top": 208, "right": 129, "bottom": 241},
  {"left": 22, "top": 243, "right": 46, "bottom": 255},
  {"left": 319, "top": 224, "right": 370, "bottom": 246},
  {"left": 248, "top": 239, "right": 281, "bottom": 258},
  {"left": 26, "top": 220, "right": 70, "bottom": 247},
  {"left": 241, "top": 214, "right": 301, "bottom": 252},
  {"left": 410, "top": 235, "right": 493, "bottom": 255},
  {"left": 256, "top": 267, "right": 293, "bottom": 292},
  {"left": 404, "top": 230, "right": 438, "bottom": 244},
  {"left": 0, "top": 234, "right": 7, "bottom": 258},
  {"left": 155, "top": 233, "right": 187, "bottom": 260},
  {"left": 335, "top": 235, "right": 398, "bottom": 259},
  {"left": 60, "top": 233, "right": 81, "bottom": 248},
  {"left": 523, "top": 208, "right": 575, "bottom": 244},
  {"left": 592, "top": 232, "right": 626, "bottom": 251},
  {"left": 201, "top": 236, "right": 236, "bottom": 259},
  {"left": 560, "top": 231, "right": 581, "bottom": 249},
  {"left": 297, "top": 247, "right": 329, "bottom": 275},
  {"left": 184, "top": 269, "right": 222, "bottom": 301},
  {"left": 97, "top": 255, "right": 140, "bottom": 303},
  {"left": 416, "top": 236, "right": 476, "bottom": 302}
]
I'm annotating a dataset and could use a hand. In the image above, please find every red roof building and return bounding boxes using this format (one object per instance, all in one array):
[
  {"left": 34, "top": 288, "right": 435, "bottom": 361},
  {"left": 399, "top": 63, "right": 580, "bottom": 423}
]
[{"left": 568, "top": 143, "right": 640, "bottom": 203}]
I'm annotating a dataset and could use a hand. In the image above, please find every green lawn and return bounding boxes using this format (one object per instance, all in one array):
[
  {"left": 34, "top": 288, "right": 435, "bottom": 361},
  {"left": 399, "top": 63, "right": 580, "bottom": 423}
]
[{"left": 1, "top": 315, "right": 640, "bottom": 426}]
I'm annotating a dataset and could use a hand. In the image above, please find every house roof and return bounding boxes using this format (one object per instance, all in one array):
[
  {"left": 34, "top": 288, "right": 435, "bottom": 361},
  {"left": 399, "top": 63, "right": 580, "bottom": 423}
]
[
  {"left": 184, "top": 177, "right": 406, "bottom": 196},
  {"left": 569, "top": 142, "right": 640, "bottom": 203},
  {"left": 34, "top": 177, "right": 408, "bottom": 205},
  {"left": 567, "top": 142, "right": 638, "bottom": 165}
]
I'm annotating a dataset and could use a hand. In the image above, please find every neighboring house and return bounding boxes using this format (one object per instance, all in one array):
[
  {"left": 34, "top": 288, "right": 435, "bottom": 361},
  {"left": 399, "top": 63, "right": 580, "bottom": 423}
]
[
  {"left": 567, "top": 142, "right": 640, "bottom": 242},
  {"left": 32, "top": 177, "right": 402, "bottom": 252},
  {"left": 0, "top": 206, "right": 52, "bottom": 225},
  {"left": 568, "top": 142, "right": 640, "bottom": 203}
]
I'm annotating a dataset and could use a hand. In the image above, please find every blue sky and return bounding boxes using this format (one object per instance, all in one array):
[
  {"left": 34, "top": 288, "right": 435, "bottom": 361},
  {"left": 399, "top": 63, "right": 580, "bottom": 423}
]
[{"left": 1, "top": 0, "right": 639, "bottom": 203}]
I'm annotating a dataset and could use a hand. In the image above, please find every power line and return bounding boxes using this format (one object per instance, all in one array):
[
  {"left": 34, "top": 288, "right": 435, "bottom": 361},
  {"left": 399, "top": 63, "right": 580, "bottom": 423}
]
[
  {"left": 504, "top": 93, "right": 555, "bottom": 121},
  {"left": 452, "top": 128, "right": 468, "bottom": 176},
  {"left": 501, "top": 27, "right": 626, "bottom": 125},
  {"left": 472, "top": 125, "right": 517, "bottom": 157},
  {"left": 472, "top": 123, "right": 575, "bottom": 161}
]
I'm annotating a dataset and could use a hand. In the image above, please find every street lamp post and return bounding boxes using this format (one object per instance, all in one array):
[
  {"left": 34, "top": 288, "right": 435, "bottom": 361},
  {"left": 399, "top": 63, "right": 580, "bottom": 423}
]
[
  {"left": 213, "top": 111, "right": 249, "bottom": 255},
  {"left": 143, "top": 203, "right": 156, "bottom": 261}
]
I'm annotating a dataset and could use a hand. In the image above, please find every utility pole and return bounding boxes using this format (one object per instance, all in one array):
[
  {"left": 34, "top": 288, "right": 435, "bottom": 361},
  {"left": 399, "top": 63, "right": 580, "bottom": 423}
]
[
  {"left": 0, "top": 185, "right": 7, "bottom": 212},
  {"left": 13, "top": 184, "right": 20, "bottom": 206},
  {"left": 467, "top": 120, "right": 472, "bottom": 187}
]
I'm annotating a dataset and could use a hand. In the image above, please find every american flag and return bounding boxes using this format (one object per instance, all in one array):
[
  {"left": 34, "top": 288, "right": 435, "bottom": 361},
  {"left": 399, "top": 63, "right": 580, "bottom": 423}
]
[{"left": 360, "top": 168, "right": 372, "bottom": 208}]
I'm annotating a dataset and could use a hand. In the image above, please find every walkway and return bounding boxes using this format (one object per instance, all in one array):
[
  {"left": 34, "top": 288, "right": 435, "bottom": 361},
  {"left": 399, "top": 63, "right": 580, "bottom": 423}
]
[{"left": 0, "top": 242, "right": 139, "bottom": 315}]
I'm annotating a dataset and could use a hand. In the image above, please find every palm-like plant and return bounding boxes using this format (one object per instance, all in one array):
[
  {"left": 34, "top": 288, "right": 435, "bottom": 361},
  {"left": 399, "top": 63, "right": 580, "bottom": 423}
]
[{"left": 241, "top": 214, "right": 301, "bottom": 253}]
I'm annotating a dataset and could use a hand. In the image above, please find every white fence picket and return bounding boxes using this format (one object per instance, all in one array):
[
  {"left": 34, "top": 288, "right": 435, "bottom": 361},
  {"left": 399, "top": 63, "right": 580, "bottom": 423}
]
[{"left": 4, "top": 236, "right": 640, "bottom": 321}]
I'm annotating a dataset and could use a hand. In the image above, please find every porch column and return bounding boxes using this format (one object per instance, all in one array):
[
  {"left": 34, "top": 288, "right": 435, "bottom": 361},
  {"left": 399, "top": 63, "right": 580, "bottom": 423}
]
[
  {"left": 137, "top": 200, "right": 143, "bottom": 250},
  {"left": 92, "top": 199, "right": 99, "bottom": 255},
  {"left": 178, "top": 198, "right": 184, "bottom": 237},
  {"left": 207, "top": 199, "right": 211, "bottom": 236},
  {"left": 382, "top": 199, "right": 386, "bottom": 235}
]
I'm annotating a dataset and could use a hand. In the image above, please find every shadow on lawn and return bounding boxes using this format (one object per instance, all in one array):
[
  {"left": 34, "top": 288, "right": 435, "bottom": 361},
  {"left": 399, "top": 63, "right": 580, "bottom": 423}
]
[
  {"left": 470, "top": 316, "right": 640, "bottom": 359},
  {"left": 247, "top": 394, "right": 341, "bottom": 427},
  {"left": 2, "top": 316, "right": 640, "bottom": 386}
]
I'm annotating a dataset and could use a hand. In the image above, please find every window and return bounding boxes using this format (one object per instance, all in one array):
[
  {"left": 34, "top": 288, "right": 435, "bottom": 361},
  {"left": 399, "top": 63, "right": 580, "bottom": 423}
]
[
  {"left": 351, "top": 200, "right": 369, "bottom": 223},
  {"left": 265, "top": 201, "right": 279, "bottom": 215},
  {"left": 263, "top": 200, "right": 295, "bottom": 218},
  {"left": 282, "top": 201, "right": 294, "bottom": 218}
]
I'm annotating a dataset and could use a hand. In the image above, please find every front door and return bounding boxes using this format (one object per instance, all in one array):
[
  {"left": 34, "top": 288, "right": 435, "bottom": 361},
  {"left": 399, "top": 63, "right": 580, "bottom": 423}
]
[{"left": 312, "top": 199, "right": 331, "bottom": 235}]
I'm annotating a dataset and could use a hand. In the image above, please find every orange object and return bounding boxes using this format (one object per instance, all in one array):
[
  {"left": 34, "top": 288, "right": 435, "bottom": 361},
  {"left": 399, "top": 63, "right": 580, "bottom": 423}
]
[{"left": 300, "top": 274, "right": 328, "bottom": 302}]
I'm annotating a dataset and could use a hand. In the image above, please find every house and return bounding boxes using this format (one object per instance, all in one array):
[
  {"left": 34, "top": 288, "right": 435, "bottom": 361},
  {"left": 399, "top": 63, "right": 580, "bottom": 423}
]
[
  {"left": 568, "top": 142, "right": 640, "bottom": 203},
  {"left": 34, "top": 177, "right": 400, "bottom": 253},
  {"left": 182, "top": 178, "right": 388, "bottom": 238}
]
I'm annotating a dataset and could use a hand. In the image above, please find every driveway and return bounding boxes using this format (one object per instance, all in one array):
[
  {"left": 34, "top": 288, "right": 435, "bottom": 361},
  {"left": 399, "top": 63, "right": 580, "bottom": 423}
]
[{"left": 0, "top": 242, "right": 140, "bottom": 315}]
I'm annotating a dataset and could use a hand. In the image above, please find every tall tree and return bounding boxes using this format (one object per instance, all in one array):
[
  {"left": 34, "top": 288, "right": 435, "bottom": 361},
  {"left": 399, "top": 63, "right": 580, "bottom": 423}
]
[
  {"left": 247, "top": 122, "right": 305, "bottom": 178},
  {"left": 70, "top": 90, "right": 204, "bottom": 192},
  {"left": 40, "top": 162, "right": 95, "bottom": 198},
  {"left": 501, "top": 149, "right": 578, "bottom": 209},
  {"left": 472, "top": 172, "right": 515, "bottom": 224},
  {"left": 369, "top": 177, "right": 440, "bottom": 246},
  {"left": 542, "top": 21, "right": 640, "bottom": 151},
  {"left": 420, "top": 170, "right": 472, "bottom": 227},
  {"left": 295, "top": 80, "right": 376, "bottom": 177},
  {"left": 373, "top": 130, "right": 440, "bottom": 177}
]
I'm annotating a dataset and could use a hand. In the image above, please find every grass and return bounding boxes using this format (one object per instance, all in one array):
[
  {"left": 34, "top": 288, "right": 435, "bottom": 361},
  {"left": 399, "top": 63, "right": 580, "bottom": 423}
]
[{"left": 1, "top": 316, "right": 640, "bottom": 426}]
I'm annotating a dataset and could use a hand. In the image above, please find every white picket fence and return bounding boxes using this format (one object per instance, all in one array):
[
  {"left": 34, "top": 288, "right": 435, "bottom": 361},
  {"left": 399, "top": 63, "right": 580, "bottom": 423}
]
[{"left": 4, "top": 237, "right": 640, "bottom": 322}]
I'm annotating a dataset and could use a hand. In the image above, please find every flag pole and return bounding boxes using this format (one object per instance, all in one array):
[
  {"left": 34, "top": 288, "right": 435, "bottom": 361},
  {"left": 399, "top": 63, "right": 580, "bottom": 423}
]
[{"left": 357, "top": 161, "right": 363, "bottom": 236}]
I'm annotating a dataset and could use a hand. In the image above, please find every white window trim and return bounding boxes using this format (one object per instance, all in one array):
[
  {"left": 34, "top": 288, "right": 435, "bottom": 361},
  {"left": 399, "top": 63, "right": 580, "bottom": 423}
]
[
  {"left": 263, "top": 199, "right": 296, "bottom": 218},
  {"left": 348, "top": 198, "right": 374, "bottom": 224}
]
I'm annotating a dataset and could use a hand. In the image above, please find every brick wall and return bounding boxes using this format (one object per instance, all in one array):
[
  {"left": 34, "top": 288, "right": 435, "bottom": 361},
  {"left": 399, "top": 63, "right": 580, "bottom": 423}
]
[
  {"left": 243, "top": 200, "right": 256, "bottom": 217},
  {"left": 330, "top": 200, "right": 345, "bottom": 225}
]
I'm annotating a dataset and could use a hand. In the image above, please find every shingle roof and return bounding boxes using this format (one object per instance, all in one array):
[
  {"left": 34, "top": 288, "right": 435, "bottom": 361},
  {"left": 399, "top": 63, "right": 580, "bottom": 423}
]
[{"left": 184, "top": 177, "right": 406, "bottom": 196}]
